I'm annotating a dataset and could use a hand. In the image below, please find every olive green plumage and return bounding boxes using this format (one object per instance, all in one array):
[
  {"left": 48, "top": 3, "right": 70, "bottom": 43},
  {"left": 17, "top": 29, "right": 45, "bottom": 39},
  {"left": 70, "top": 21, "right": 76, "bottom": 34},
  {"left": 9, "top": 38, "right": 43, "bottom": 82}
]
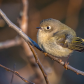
[
  {"left": 37, "top": 18, "right": 84, "bottom": 57},
  {"left": 68, "top": 37, "right": 84, "bottom": 52}
]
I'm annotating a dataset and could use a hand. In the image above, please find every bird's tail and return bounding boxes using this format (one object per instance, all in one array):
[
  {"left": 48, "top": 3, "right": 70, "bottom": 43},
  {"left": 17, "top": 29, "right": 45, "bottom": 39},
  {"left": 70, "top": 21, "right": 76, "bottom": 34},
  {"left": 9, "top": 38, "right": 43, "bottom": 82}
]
[{"left": 68, "top": 37, "right": 84, "bottom": 52}]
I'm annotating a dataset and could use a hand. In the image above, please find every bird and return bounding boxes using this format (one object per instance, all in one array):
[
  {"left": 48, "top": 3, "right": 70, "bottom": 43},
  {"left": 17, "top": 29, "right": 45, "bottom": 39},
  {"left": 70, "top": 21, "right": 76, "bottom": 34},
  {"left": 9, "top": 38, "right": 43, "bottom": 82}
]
[{"left": 36, "top": 18, "right": 84, "bottom": 57}]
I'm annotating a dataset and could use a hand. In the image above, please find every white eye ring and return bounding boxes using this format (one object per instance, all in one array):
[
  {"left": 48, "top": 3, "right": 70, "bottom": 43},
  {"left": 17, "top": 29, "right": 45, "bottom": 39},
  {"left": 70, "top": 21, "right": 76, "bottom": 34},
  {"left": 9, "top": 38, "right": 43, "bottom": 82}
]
[{"left": 46, "top": 26, "right": 51, "bottom": 30}]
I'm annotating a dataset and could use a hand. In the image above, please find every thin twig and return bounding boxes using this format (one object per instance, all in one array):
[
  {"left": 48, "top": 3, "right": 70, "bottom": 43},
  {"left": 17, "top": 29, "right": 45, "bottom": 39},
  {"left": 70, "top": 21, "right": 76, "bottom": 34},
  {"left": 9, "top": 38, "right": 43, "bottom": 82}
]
[
  {"left": 10, "top": 64, "right": 16, "bottom": 84},
  {"left": 0, "top": 64, "right": 34, "bottom": 84},
  {"left": 0, "top": 9, "right": 84, "bottom": 76},
  {"left": 28, "top": 42, "right": 50, "bottom": 84}
]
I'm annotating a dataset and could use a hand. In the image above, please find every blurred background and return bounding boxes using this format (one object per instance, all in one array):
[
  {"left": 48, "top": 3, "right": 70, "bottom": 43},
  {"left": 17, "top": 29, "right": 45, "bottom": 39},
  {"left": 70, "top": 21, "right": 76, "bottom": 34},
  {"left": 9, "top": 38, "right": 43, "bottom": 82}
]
[{"left": 0, "top": 0, "right": 84, "bottom": 84}]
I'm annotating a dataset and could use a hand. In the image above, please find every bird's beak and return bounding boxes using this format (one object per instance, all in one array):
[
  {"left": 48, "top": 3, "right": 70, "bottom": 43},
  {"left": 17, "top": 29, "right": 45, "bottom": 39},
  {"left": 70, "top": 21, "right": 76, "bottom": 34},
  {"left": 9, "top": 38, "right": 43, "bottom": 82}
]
[{"left": 36, "top": 27, "right": 41, "bottom": 29}]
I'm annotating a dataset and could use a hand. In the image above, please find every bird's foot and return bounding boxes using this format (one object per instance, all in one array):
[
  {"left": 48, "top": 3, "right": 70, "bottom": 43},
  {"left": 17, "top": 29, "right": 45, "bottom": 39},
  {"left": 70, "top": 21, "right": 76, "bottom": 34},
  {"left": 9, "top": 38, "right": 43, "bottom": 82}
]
[
  {"left": 44, "top": 52, "right": 48, "bottom": 56},
  {"left": 64, "top": 62, "right": 69, "bottom": 70}
]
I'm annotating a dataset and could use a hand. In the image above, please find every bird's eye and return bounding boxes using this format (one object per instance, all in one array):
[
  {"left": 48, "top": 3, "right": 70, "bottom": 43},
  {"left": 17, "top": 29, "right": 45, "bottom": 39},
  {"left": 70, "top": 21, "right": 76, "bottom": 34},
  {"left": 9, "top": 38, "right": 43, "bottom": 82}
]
[{"left": 46, "top": 26, "right": 51, "bottom": 30}]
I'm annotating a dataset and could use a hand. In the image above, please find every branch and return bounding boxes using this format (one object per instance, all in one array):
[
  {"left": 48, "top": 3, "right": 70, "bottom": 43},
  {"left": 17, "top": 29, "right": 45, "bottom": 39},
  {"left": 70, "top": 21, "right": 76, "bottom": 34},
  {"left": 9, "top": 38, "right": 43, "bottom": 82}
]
[
  {"left": 0, "top": 37, "right": 21, "bottom": 49},
  {"left": 0, "top": 9, "right": 41, "bottom": 50},
  {"left": 0, "top": 9, "right": 84, "bottom": 77},
  {"left": 19, "top": 0, "right": 50, "bottom": 84},
  {"left": 21, "top": 0, "right": 28, "bottom": 33},
  {"left": 28, "top": 42, "right": 50, "bottom": 84},
  {"left": 10, "top": 64, "right": 16, "bottom": 84},
  {"left": 0, "top": 64, "right": 34, "bottom": 84}
]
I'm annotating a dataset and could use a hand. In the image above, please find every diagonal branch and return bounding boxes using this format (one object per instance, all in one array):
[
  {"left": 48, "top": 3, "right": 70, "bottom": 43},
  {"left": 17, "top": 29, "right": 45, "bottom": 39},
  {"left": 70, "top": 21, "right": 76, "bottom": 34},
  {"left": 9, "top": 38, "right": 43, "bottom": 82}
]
[
  {"left": 0, "top": 9, "right": 84, "bottom": 77},
  {"left": 27, "top": 42, "right": 50, "bottom": 84},
  {"left": 0, "top": 9, "right": 41, "bottom": 50},
  {"left": 0, "top": 64, "right": 34, "bottom": 84}
]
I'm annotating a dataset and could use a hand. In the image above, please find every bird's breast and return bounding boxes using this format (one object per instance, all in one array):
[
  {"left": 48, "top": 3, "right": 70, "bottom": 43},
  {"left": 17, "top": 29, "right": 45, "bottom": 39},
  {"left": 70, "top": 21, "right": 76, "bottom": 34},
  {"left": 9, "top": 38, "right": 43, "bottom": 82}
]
[{"left": 37, "top": 32, "right": 73, "bottom": 57}]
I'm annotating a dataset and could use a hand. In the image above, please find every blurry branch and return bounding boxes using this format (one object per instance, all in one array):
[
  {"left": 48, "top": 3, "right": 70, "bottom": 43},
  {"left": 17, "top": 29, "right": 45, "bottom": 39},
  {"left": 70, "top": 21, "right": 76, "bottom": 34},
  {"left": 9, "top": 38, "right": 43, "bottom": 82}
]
[
  {"left": 0, "top": 9, "right": 84, "bottom": 80},
  {"left": 0, "top": 37, "right": 21, "bottom": 49},
  {"left": 0, "top": 64, "right": 34, "bottom": 84},
  {"left": 19, "top": 0, "right": 28, "bottom": 33},
  {"left": 18, "top": 0, "right": 50, "bottom": 84}
]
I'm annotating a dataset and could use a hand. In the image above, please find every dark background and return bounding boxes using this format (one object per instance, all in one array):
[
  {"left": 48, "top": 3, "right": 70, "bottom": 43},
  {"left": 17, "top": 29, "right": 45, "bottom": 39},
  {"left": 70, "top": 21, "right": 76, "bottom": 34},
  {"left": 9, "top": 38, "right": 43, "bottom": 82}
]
[{"left": 0, "top": 0, "right": 84, "bottom": 84}]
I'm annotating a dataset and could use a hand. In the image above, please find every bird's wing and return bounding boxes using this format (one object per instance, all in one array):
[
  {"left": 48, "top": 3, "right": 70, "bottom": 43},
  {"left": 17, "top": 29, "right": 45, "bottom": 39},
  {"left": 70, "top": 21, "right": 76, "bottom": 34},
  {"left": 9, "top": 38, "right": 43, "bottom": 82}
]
[
  {"left": 55, "top": 33, "right": 67, "bottom": 47},
  {"left": 53, "top": 30, "right": 75, "bottom": 48},
  {"left": 68, "top": 37, "right": 84, "bottom": 52},
  {"left": 53, "top": 30, "right": 84, "bottom": 52}
]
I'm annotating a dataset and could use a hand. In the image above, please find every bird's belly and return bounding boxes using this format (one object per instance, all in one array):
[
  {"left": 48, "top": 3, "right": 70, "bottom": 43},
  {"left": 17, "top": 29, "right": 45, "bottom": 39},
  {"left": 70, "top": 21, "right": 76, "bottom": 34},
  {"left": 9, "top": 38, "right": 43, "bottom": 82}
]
[{"left": 40, "top": 42, "right": 73, "bottom": 57}]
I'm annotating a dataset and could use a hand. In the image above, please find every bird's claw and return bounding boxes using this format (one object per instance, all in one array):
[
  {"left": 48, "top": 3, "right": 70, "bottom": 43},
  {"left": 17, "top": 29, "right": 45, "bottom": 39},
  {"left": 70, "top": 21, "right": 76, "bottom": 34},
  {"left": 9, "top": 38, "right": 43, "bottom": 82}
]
[
  {"left": 64, "top": 62, "right": 69, "bottom": 70},
  {"left": 44, "top": 53, "right": 48, "bottom": 56}
]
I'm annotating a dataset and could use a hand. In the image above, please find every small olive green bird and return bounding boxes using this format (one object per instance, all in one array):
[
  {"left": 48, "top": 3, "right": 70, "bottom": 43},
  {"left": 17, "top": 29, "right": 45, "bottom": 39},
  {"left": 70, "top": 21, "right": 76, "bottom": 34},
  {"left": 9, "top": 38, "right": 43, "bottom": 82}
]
[{"left": 37, "top": 18, "right": 84, "bottom": 57}]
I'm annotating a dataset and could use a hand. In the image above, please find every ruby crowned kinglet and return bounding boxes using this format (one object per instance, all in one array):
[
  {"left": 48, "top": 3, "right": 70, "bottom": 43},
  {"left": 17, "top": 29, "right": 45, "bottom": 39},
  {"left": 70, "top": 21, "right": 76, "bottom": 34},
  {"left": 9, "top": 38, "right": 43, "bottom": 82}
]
[{"left": 36, "top": 18, "right": 84, "bottom": 57}]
